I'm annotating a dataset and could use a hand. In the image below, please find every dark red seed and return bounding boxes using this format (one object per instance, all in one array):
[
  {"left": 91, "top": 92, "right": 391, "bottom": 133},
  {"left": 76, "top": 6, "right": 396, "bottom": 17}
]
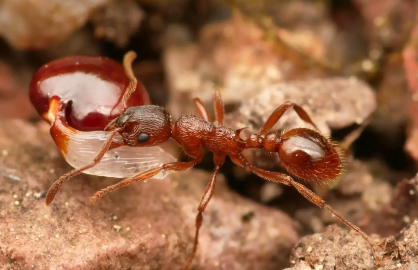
[{"left": 29, "top": 55, "right": 150, "bottom": 131}]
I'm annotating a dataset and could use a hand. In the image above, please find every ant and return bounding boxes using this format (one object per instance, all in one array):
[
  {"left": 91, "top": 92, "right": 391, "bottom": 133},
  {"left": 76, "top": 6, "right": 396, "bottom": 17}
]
[{"left": 45, "top": 51, "right": 378, "bottom": 269}]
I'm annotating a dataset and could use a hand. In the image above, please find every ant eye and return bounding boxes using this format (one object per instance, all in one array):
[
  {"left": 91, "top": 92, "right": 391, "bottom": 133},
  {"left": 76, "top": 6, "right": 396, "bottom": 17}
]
[{"left": 137, "top": 133, "right": 149, "bottom": 143}]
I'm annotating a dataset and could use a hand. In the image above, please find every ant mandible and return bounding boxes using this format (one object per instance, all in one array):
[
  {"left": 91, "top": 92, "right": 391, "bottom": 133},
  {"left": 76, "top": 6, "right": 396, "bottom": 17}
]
[{"left": 45, "top": 51, "right": 378, "bottom": 269}]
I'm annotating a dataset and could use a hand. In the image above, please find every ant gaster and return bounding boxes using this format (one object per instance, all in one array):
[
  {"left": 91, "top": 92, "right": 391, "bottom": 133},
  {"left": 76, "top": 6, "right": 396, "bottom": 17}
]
[{"left": 45, "top": 51, "right": 378, "bottom": 269}]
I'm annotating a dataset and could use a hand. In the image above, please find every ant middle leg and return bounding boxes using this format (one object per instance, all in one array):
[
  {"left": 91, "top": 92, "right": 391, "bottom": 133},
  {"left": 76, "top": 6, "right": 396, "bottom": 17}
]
[
  {"left": 90, "top": 149, "right": 204, "bottom": 202},
  {"left": 45, "top": 128, "right": 124, "bottom": 205},
  {"left": 193, "top": 88, "right": 225, "bottom": 126},
  {"left": 193, "top": 98, "right": 213, "bottom": 122},
  {"left": 230, "top": 154, "right": 378, "bottom": 258},
  {"left": 184, "top": 154, "right": 226, "bottom": 270},
  {"left": 258, "top": 101, "right": 319, "bottom": 135},
  {"left": 213, "top": 88, "right": 224, "bottom": 126}
]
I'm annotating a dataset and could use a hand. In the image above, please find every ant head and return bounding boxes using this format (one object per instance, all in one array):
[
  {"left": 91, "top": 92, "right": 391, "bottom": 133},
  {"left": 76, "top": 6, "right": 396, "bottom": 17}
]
[
  {"left": 277, "top": 128, "right": 342, "bottom": 182},
  {"left": 109, "top": 105, "right": 172, "bottom": 147}
]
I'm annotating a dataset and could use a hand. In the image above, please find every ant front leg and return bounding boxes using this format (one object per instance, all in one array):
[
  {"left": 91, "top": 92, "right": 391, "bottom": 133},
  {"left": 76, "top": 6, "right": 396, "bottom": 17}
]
[
  {"left": 90, "top": 150, "right": 203, "bottom": 202},
  {"left": 230, "top": 154, "right": 378, "bottom": 259},
  {"left": 258, "top": 101, "right": 319, "bottom": 135},
  {"left": 45, "top": 128, "right": 124, "bottom": 205},
  {"left": 184, "top": 154, "right": 226, "bottom": 270}
]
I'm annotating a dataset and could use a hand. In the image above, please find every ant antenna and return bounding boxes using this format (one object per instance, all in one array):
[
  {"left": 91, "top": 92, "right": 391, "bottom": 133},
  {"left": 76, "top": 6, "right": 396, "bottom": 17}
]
[
  {"left": 107, "top": 51, "right": 138, "bottom": 131},
  {"left": 121, "top": 51, "right": 138, "bottom": 110}
]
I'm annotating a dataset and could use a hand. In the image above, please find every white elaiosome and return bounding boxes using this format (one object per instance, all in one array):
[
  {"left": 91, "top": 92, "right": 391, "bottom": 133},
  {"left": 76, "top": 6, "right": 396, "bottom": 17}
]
[{"left": 53, "top": 116, "right": 176, "bottom": 179}]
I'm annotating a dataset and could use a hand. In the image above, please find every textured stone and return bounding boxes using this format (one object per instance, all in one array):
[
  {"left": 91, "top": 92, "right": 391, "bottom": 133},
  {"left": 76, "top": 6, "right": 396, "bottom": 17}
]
[{"left": 288, "top": 222, "right": 418, "bottom": 270}]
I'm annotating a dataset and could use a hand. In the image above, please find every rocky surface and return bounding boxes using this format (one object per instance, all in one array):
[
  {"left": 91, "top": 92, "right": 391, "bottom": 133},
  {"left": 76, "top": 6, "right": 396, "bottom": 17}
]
[
  {"left": 0, "top": 119, "right": 299, "bottom": 270},
  {"left": 286, "top": 222, "right": 418, "bottom": 270}
]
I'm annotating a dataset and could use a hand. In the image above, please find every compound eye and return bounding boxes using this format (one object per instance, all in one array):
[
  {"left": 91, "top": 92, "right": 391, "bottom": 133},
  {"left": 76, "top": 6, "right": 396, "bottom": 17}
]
[{"left": 137, "top": 133, "right": 149, "bottom": 143}]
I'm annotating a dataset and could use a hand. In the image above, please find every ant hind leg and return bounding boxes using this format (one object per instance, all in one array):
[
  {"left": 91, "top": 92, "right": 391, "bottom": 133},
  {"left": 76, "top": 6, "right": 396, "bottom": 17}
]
[
  {"left": 230, "top": 154, "right": 378, "bottom": 260},
  {"left": 184, "top": 154, "right": 225, "bottom": 270},
  {"left": 90, "top": 155, "right": 203, "bottom": 202},
  {"left": 258, "top": 101, "right": 319, "bottom": 135}
]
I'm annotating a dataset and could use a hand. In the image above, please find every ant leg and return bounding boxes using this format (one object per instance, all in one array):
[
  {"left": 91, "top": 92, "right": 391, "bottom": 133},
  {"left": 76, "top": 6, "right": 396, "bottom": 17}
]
[
  {"left": 193, "top": 98, "right": 213, "bottom": 122},
  {"left": 213, "top": 88, "right": 224, "bottom": 126},
  {"left": 121, "top": 51, "right": 138, "bottom": 109},
  {"left": 184, "top": 155, "right": 226, "bottom": 270},
  {"left": 230, "top": 154, "right": 378, "bottom": 259},
  {"left": 104, "top": 117, "right": 118, "bottom": 131},
  {"left": 90, "top": 152, "right": 203, "bottom": 202},
  {"left": 258, "top": 101, "right": 318, "bottom": 135},
  {"left": 45, "top": 128, "right": 124, "bottom": 205}
]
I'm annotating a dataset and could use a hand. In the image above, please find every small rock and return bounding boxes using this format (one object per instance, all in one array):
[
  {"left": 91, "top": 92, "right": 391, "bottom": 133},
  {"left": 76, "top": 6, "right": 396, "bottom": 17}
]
[
  {"left": 284, "top": 261, "right": 313, "bottom": 270},
  {"left": 362, "top": 180, "right": 392, "bottom": 211},
  {"left": 337, "top": 159, "right": 373, "bottom": 196},
  {"left": 0, "top": 0, "right": 112, "bottom": 49},
  {"left": 90, "top": 0, "right": 145, "bottom": 47}
]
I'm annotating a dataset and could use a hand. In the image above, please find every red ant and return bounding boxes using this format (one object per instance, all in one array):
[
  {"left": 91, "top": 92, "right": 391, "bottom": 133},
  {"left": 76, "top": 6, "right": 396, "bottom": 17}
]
[{"left": 45, "top": 51, "right": 378, "bottom": 269}]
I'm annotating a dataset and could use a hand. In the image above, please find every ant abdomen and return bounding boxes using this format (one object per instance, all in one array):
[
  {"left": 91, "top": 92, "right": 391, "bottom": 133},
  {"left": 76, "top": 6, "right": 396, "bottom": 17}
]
[{"left": 278, "top": 128, "right": 341, "bottom": 182}]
